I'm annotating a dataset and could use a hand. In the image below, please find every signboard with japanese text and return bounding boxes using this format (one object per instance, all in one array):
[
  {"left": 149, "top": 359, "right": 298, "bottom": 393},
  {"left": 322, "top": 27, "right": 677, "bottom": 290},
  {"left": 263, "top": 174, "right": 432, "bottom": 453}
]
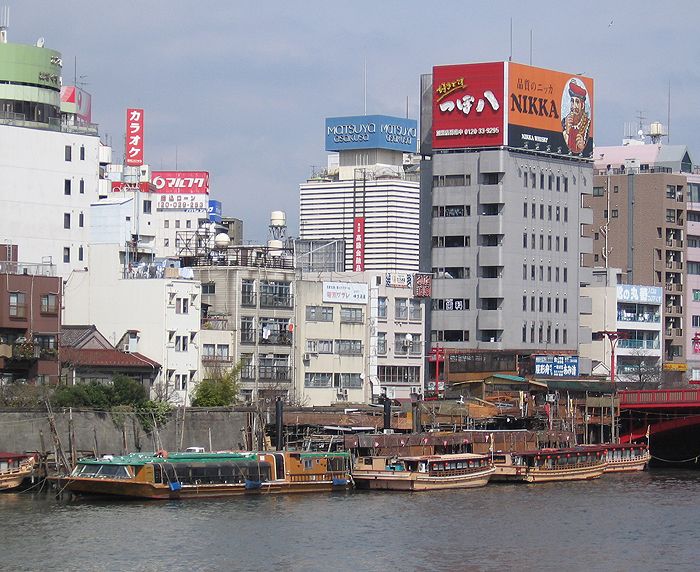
[
  {"left": 664, "top": 362, "right": 687, "bottom": 372},
  {"left": 322, "top": 282, "right": 368, "bottom": 305},
  {"left": 413, "top": 274, "right": 432, "bottom": 298},
  {"left": 507, "top": 63, "right": 594, "bottom": 158},
  {"left": 432, "top": 62, "right": 506, "bottom": 150},
  {"left": 534, "top": 355, "right": 579, "bottom": 377},
  {"left": 111, "top": 181, "right": 152, "bottom": 193},
  {"left": 152, "top": 171, "right": 209, "bottom": 211},
  {"left": 385, "top": 273, "right": 412, "bottom": 289},
  {"left": 125, "top": 108, "right": 144, "bottom": 166},
  {"left": 60, "top": 86, "right": 92, "bottom": 123},
  {"left": 208, "top": 199, "right": 222, "bottom": 223},
  {"left": 616, "top": 285, "right": 663, "bottom": 305},
  {"left": 325, "top": 115, "right": 417, "bottom": 153},
  {"left": 431, "top": 62, "right": 594, "bottom": 158},
  {"left": 352, "top": 217, "right": 365, "bottom": 272}
]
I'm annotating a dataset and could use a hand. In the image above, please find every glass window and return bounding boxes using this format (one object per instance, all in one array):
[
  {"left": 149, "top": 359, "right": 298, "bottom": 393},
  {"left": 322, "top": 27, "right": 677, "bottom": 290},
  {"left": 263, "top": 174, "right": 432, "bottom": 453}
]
[
  {"left": 64, "top": 145, "right": 72, "bottom": 161},
  {"left": 409, "top": 299, "right": 422, "bottom": 320},
  {"left": 164, "top": 220, "right": 170, "bottom": 229},
  {"left": 79, "top": 213, "right": 84, "bottom": 227},
  {"left": 79, "top": 179, "right": 85, "bottom": 194},
  {"left": 40, "top": 293, "right": 58, "bottom": 314},
  {"left": 64, "top": 179, "right": 71, "bottom": 195},
  {"left": 395, "top": 298, "right": 408, "bottom": 320},
  {"left": 64, "top": 213, "right": 71, "bottom": 229},
  {"left": 340, "top": 307, "right": 364, "bottom": 323},
  {"left": 63, "top": 247, "right": 70, "bottom": 263},
  {"left": 143, "top": 200, "right": 152, "bottom": 214},
  {"left": 378, "top": 297, "right": 388, "bottom": 319},
  {"left": 9, "top": 292, "right": 27, "bottom": 318},
  {"left": 306, "top": 306, "right": 333, "bottom": 321}
]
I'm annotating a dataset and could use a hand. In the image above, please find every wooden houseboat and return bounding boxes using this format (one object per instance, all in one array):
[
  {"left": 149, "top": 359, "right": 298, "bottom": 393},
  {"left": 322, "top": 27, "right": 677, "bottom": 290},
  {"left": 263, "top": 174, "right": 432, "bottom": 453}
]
[
  {"left": 0, "top": 452, "right": 36, "bottom": 491},
  {"left": 491, "top": 446, "right": 607, "bottom": 483},
  {"left": 61, "top": 450, "right": 351, "bottom": 499},
  {"left": 352, "top": 453, "right": 495, "bottom": 491},
  {"left": 601, "top": 444, "right": 650, "bottom": 473}
]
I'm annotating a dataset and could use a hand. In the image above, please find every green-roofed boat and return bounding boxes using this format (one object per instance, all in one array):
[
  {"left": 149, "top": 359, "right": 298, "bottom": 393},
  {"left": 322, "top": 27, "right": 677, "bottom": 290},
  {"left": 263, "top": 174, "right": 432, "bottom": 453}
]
[{"left": 60, "top": 450, "right": 352, "bottom": 499}]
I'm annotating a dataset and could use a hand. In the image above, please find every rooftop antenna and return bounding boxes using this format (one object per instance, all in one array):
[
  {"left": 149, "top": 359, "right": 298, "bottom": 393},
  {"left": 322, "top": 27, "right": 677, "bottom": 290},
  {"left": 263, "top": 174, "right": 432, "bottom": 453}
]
[
  {"left": 667, "top": 79, "right": 671, "bottom": 144},
  {"left": 406, "top": 95, "right": 409, "bottom": 119},
  {"left": 0, "top": 6, "right": 9, "bottom": 44},
  {"left": 509, "top": 18, "right": 513, "bottom": 62},
  {"left": 363, "top": 58, "right": 367, "bottom": 115},
  {"left": 529, "top": 29, "right": 533, "bottom": 65}
]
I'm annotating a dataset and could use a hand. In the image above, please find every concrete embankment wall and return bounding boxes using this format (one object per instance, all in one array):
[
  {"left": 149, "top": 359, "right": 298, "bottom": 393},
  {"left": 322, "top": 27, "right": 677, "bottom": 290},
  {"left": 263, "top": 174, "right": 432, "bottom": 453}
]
[{"left": 0, "top": 408, "right": 250, "bottom": 455}]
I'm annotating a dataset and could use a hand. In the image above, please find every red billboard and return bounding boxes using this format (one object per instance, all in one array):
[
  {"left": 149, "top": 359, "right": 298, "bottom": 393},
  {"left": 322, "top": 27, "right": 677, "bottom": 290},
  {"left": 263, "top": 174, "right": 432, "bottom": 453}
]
[
  {"left": 432, "top": 62, "right": 506, "bottom": 150},
  {"left": 352, "top": 217, "right": 365, "bottom": 272},
  {"left": 125, "top": 108, "right": 144, "bottom": 166},
  {"left": 152, "top": 171, "right": 209, "bottom": 211},
  {"left": 60, "top": 86, "right": 92, "bottom": 123}
]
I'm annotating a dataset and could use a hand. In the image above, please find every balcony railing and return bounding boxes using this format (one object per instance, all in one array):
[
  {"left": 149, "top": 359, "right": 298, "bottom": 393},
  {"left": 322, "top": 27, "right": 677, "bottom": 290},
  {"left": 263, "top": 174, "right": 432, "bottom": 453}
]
[
  {"left": 241, "top": 365, "right": 256, "bottom": 380},
  {"left": 201, "top": 354, "right": 232, "bottom": 363},
  {"left": 259, "top": 333, "right": 292, "bottom": 346},
  {"left": 258, "top": 366, "right": 291, "bottom": 381},
  {"left": 241, "top": 292, "right": 257, "bottom": 307},
  {"left": 259, "top": 293, "right": 293, "bottom": 309},
  {"left": 617, "top": 312, "right": 661, "bottom": 323},
  {"left": 241, "top": 331, "right": 256, "bottom": 344},
  {"left": 0, "top": 261, "right": 56, "bottom": 277},
  {"left": 617, "top": 339, "right": 660, "bottom": 350},
  {"left": 202, "top": 316, "right": 230, "bottom": 330}
]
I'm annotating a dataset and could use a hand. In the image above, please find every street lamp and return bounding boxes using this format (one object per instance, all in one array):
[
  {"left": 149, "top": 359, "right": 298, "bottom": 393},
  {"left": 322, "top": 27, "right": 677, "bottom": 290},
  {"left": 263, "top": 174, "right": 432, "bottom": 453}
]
[{"left": 593, "top": 330, "right": 628, "bottom": 387}]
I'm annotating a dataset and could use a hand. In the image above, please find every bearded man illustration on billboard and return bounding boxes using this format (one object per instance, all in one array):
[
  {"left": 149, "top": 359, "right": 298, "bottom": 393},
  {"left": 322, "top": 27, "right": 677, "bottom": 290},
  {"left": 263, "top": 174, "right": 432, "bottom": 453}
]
[{"left": 561, "top": 78, "right": 591, "bottom": 154}]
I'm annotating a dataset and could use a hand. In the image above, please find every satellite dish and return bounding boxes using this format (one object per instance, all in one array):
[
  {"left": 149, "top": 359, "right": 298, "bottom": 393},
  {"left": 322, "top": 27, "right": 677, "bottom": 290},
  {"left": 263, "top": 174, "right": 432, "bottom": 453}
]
[{"left": 36, "top": 37, "right": 45, "bottom": 47}]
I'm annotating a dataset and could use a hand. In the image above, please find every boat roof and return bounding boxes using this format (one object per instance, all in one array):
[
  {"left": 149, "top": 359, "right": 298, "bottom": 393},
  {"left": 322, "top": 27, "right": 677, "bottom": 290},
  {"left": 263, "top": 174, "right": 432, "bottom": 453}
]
[
  {"left": 383, "top": 453, "right": 489, "bottom": 462},
  {"left": 0, "top": 452, "right": 33, "bottom": 460},
  {"left": 76, "top": 450, "right": 349, "bottom": 466},
  {"left": 517, "top": 446, "right": 608, "bottom": 457}
]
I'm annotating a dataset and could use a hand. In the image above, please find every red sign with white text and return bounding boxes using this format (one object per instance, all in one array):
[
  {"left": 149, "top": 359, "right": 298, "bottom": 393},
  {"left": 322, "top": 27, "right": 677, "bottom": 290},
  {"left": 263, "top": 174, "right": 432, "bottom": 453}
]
[
  {"left": 353, "top": 217, "right": 365, "bottom": 272},
  {"left": 111, "top": 181, "right": 152, "bottom": 193},
  {"left": 432, "top": 62, "right": 506, "bottom": 150},
  {"left": 151, "top": 171, "right": 210, "bottom": 194},
  {"left": 125, "top": 108, "right": 144, "bottom": 166}
]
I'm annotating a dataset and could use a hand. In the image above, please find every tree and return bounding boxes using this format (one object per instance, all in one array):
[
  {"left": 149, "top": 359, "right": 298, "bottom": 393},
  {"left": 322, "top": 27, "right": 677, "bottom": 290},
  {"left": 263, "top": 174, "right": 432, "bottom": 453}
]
[
  {"left": 112, "top": 374, "right": 148, "bottom": 406},
  {"left": 191, "top": 363, "right": 241, "bottom": 407},
  {"left": 617, "top": 350, "right": 661, "bottom": 390}
]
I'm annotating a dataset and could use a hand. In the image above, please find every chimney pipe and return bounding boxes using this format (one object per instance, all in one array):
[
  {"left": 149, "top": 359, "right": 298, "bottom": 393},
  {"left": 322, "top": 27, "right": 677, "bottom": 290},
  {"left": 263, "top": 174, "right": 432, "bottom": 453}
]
[
  {"left": 383, "top": 397, "right": 392, "bottom": 432},
  {"left": 275, "top": 398, "right": 284, "bottom": 450}
]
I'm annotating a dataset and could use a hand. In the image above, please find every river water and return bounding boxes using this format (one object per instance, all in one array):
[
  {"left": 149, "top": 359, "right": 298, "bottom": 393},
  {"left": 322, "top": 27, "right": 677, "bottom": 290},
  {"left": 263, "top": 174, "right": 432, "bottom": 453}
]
[{"left": 1, "top": 469, "right": 699, "bottom": 572}]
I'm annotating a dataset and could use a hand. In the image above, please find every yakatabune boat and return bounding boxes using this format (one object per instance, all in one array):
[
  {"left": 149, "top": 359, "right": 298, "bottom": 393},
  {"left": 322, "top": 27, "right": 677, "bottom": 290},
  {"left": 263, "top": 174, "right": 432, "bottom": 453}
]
[
  {"left": 491, "top": 446, "right": 607, "bottom": 483},
  {"left": 62, "top": 450, "right": 351, "bottom": 499},
  {"left": 352, "top": 453, "right": 495, "bottom": 491},
  {"left": 601, "top": 443, "right": 650, "bottom": 473},
  {"left": 0, "top": 452, "right": 35, "bottom": 491}
]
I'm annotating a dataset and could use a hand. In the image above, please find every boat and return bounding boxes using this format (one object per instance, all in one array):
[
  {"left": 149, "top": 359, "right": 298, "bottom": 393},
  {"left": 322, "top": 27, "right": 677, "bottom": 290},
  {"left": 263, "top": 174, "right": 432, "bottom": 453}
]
[
  {"left": 59, "top": 450, "right": 352, "bottom": 499},
  {"left": 0, "top": 452, "right": 36, "bottom": 491},
  {"left": 601, "top": 443, "right": 650, "bottom": 473},
  {"left": 352, "top": 452, "right": 495, "bottom": 491},
  {"left": 491, "top": 446, "right": 608, "bottom": 483}
]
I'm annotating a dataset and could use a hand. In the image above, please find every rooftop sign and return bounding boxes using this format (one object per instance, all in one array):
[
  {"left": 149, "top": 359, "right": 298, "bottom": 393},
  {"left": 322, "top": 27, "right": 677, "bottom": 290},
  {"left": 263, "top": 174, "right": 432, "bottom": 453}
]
[{"left": 325, "top": 115, "right": 417, "bottom": 153}]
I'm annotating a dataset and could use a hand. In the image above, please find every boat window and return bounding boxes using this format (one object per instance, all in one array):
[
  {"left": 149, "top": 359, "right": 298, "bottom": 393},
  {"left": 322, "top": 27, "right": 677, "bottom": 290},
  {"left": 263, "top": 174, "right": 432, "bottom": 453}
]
[{"left": 303, "top": 459, "right": 314, "bottom": 470}]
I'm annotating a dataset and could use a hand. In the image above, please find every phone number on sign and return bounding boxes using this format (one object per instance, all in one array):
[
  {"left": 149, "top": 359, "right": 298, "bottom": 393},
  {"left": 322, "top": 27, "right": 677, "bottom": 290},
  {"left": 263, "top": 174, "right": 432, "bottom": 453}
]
[{"left": 436, "top": 126, "right": 500, "bottom": 137}]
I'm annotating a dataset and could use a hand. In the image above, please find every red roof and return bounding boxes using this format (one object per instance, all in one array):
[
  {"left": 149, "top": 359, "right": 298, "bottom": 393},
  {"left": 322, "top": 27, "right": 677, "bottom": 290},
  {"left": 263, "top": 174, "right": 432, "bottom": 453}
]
[{"left": 60, "top": 348, "right": 160, "bottom": 369}]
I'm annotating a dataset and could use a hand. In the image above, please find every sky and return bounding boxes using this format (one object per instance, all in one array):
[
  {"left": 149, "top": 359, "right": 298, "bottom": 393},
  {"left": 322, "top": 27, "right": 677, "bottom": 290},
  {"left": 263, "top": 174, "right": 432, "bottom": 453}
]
[{"left": 6, "top": 1, "right": 700, "bottom": 242}]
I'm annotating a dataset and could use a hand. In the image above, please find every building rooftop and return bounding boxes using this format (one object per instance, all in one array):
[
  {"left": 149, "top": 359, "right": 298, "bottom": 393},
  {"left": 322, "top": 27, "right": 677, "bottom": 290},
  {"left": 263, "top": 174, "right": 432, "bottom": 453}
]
[{"left": 61, "top": 347, "right": 160, "bottom": 369}]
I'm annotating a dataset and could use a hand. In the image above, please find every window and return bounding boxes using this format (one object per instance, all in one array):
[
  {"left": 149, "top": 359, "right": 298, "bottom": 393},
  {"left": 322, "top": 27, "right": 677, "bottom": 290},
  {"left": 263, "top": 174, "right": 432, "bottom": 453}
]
[
  {"left": 143, "top": 200, "right": 152, "bottom": 214},
  {"left": 164, "top": 220, "right": 170, "bottom": 229},
  {"left": 531, "top": 203, "right": 536, "bottom": 218},
  {"left": 409, "top": 299, "right": 422, "bottom": 320},
  {"left": 688, "top": 262, "right": 700, "bottom": 275},
  {"left": 317, "top": 339, "right": 333, "bottom": 353},
  {"left": 79, "top": 145, "right": 85, "bottom": 160},
  {"left": 306, "top": 306, "right": 333, "bottom": 321},
  {"left": 613, "top": 185, "right": 619, "bottom": 193},
  {"left": 202, "top": 344, "right": 215, "bottom": 358},
  {"left": 666, "top": 209, "right": 676, "bottom": 224},
  {"left": 523, "top": 296, "right": 527, "bottom": 311},
  {"left": 175, "top": 220, "right": 181, "bottom": 229},
  {"left": 64, "top": 213, "right": 71, "bottom": 229},
  {"left": 548, "top": 174, "right": 553, "bottom": 190},
  {"left": 548, "top": 205, "right": 552, "bottom": 220},
  {"left": 395, "top": 298, "right": 408, "bottom": 320},
  {"left": 523, "top": 202, "right": 528, "bottom": 217},
  {"left": 176, "top": 297, "right": 189, "bottom": 314},
  {"left": 64, "top": 179, "right": 71, "bottom": 195},
  {"left": 64, "top": 145, "right": 72, "bottom": 161},
  {"left": 593, "top": 186, "right": 604, "bottom": 196},
  {"left": 305, "top": 373, "right": 332, "bottom": 388},
  {"left": 340, "top": 307, "right": 363, "bottom": 323},
  {"left": 523, "top": 233, "right": 527, "bottom": 248},
  {"left": 175, "top": 373, "right": 188, "bottom": 391},
  {"left": 564, "top": 268, "right": 568, "bottom": 282},
  {"left": 78, "top": 246, "right": 84, "bottom": 261},
  {"left": 563, "top": 177, "right": 568, "bottom": 192},
  {"left": 175, "top": 335, "right": 189, "bottom": 352},
  {"left": 433, "top": 174, "right": 470, "bottom": 187},
  {"left": 540, "top": 205, "right": 544, "bottom": 219},
  {"left": 377, "top": 332, "right": 387, "bottom": 355},
  {"left": 693, "top": 289, "right": 700, "bottom": 302},
  {"left": 693, "top": 316, "right": 700, "bottom": 328},
  {"left": 63, "top": 247, "right": 70, "bottom": 263},
  {"left": 79, "top": 179, "right": 85, "bottom": 194},
  {"left": 564, "top": 237, "right": 568, "bottom": 252},
  {"left": 480, "top": 173, "right": 500, "bottom": 185},
  {"left": 335, "top": 339, "right": 362, "bottom": 355},
  {"left": 41, "top": 293, "right": 58, "bottom": 314},
  {"left": 563, "top": 299, "right": 568, "bottom": 313},
  {"left": 164, "top": 238, "right": 170, "bottom": 248},
  {"left": 611, "top": 209, "right": 619, "bottom": 218},
  {"left": 202, "top": 282, "right": 215, "bottom": 294},
  {"left": 378, "top": 297, "right": 388, "bottom": 319},
  {"left": 564, "top": 207, "right": 568, "bottom": 222},
  {"left": 523, "top": 264, "right": 527, "bottom": 280},
  {"left": 667, "top": 185, "right": 676, "bottom": 199},
  {"left": 79, "top": 212, "right": 84, "bottom": 227},
  {"left": 186, "top": 220, "right": 192, "bottom": 229},
  {"left": 9, "top": 292, "right": 27, "bottom": 318}
]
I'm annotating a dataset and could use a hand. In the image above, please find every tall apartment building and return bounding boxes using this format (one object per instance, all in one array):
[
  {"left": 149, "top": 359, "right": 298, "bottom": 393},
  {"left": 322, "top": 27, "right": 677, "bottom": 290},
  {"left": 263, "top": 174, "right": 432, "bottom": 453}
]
[
  {"left": 299, "top": 115, "right": 420, "bottom": 272},
  {"left": 421, "top": 62, "right": 593, "bottom": 385},
  {"left": 587, "top": 141, "right": 694, "bottom": 378},
  {"left": 0, "top": 33, "right": 111, "bottom": 277},
  {"left": 686, "top": 174, "right": 700, "bottom": 380}
]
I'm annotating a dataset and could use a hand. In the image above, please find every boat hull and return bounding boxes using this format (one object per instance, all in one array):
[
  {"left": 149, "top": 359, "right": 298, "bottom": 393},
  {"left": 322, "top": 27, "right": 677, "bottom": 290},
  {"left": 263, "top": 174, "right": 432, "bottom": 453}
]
[
  {"left": 0, "top": 460, "right": 35, "bottom": 492},
  {"left": 604, "top": 455, "right": 649, "bottom": 473},
  {"left": 492, "top": 462, "right": 606, "bottom": 483},
  {"left": 59, "top": 477, "right": 349, "bottom": 499},
  {"left": 353, "top": 467, "right": 494, "bottom": 491}
]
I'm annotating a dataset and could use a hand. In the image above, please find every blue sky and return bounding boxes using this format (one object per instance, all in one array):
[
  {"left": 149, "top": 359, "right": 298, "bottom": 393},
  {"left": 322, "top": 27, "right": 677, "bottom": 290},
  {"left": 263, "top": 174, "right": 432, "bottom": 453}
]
[{"left": 7, "top": 1, "right": 699, "bottom": 241}]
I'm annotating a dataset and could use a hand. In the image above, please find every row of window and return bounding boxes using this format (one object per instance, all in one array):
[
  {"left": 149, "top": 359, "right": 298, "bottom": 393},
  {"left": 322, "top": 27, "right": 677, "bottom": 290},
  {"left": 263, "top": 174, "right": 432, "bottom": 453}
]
[
  {"left": 432, "top": 235, "right": 471, "bottom": 248},
  {"left": 522, "top": 295, "right": 569, "bottom": 314},
  {"left": 63, "top": 246, "right": 84, "bottom": 263},
  {"left": 163, "top": 219, "right": 194, "bottom": 229},
  {"left": 202, "top": 344, "right": 230, "bottom": 359},
  {"left": 305, "top": 339, "right": 363, "bottom": 355},
  {"left": 64, "top": 179, "right": 86, "bottom": 195},
  {"left": 431, "top": 298, "right": 469, "bottom": 311},
  {"left": 63, "top": 212, "right": 85, "bottom": 229},
  {"left": 522, "top": 233, "right": 569, "bottom": 252},
  {"left": 376, "top": 333, "right": 421, "bottom": 356},
  {"left": 64, "top": 145, "right": 86, "bottom": 162},
  {"left": 167, "top": 369, "right": 196, "bottom": 391},
  {"left": 304, "top": 372, "right": 363, "bottom": 389},
  {"left": 432, "top": 267, "right": 471, "bottom": 279},
  {"left": 521, "top": 324, "right": 569, "bottom": 345},
  {"left": 432, "top": 205, "right": 471, "bottom": 218},
  {"left": 8, "top": 293, "right": 59, "bottom": 318},
  {"left": 523, "top": 264, "right": 569, "bottom": 283},
  {"left": 522, "top": 171, "right": 569, "bottom": 192},
  {"left": 431, "top": 330, "right": 470, "bottom": 342},
  {"left": 378, "top": 297, "right": 422, "bottom": 321},
  {"left": 523, "top": 202, "right": 569, "bottom": 222}
]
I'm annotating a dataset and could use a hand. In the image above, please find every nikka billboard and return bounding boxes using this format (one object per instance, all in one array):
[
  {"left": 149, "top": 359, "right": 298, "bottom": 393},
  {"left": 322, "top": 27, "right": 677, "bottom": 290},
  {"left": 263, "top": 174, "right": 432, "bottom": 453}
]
[{"left": 432, "top": 62, "right": 594, "bottom": 158}]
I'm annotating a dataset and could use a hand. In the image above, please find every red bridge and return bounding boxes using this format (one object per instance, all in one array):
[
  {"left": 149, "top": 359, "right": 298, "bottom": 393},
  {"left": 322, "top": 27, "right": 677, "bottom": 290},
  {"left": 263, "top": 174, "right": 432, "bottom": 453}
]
[{"left": 618, "top": 389, "right": 700, "bottom": 443}]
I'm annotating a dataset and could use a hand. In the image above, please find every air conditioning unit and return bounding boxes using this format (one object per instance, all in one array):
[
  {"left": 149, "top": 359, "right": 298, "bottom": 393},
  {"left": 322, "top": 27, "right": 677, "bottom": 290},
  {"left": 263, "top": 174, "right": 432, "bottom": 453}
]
[
  {"left": 337, "top": 388, "right": 348, "bottom": 398},
  {"left": 122, "top": 343, "right": 131, "bottom": 353},
  {"left": 303, "top": 353, "right": 312, "bottom": 361},
  {"left": 139, "top": 165, "right": 151, "bottom": 182}
]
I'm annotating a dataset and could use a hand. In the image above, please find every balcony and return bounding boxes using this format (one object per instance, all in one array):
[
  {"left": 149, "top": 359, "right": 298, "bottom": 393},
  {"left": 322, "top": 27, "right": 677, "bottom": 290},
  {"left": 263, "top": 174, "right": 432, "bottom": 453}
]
[
  {"left": 479, "top": 186, "right": 504, "bottom": 204},
  {"left": 617, "top": 311, "right": 661, "bottom": 323},
  {"left": 478, "top": 310, "right": 504, "bottom": 330},
  {"left": 240, "top": 365, "right": 256, "bottom": 380},
  {"left": 478, "top": 278, "right": 503, "bottom": 298},
  {"left": 666, "top": 261, "right": 683, "bottom": 270},
  {"left": 202, "top": 316, "right": 230, "bottom": 330},
  {"left": 478, "top": 216, "right": 503, "bottom": 235},
  {"left": 665, "top": 283, "right": 682, "bottom": 293},
  {"left": 258, "top": 366, "right": 291, "bottom": 381},
  {"left": 201, "top": 353, "right": 232, "bottom": 364},
  {"left": 665, "top": 239, "right": 683, "bottom": 248},
  {"left": 241, "top": 292, "right": 257, "bottom": 307},
  {"left": 241, "top": 331, "right": 256, "bottom": 345},
  {"left": 0, "top": 260, "right": 56, "bottom": 277},
  {"left": 617, "top": 339, "right": 660, "bottom": 350},
  {"left": 259, "top": 293, "right": 293, "bottom": 309},
  {"left": 259, "top": 332, "right": 292, "bottom": 346},
  {"left": 478, "top": 246, "right": 503, "bottom": 267},
  {"left": 665, "top": 306, "right": 682, "bottom": 316}
]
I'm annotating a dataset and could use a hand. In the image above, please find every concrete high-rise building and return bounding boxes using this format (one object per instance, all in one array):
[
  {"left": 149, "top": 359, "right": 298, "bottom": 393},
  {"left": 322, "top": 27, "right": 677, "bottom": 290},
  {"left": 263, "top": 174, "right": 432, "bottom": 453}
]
[
  {"left": 299, "top": 115, "right": 420, "bottom": 272},
  {"left": 421, "top": 62, "right": 594, "bottom": 387},
  {"left": 588, "top": 139, "right": 695, "bottom": 380},
  {"left": 0, "top": 32, "right": 111, "bottom": 277}
]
